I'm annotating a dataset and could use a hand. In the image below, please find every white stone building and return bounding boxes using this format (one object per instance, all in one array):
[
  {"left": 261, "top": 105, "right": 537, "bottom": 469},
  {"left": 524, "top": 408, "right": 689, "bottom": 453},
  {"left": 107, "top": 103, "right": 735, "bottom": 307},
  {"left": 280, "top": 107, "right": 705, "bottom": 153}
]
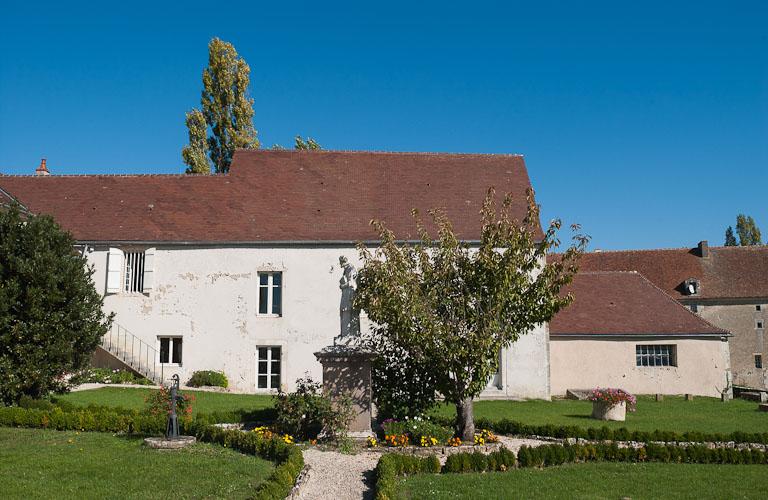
[{"left": 0, "top": 150, "right": 550, "bottom": 398}]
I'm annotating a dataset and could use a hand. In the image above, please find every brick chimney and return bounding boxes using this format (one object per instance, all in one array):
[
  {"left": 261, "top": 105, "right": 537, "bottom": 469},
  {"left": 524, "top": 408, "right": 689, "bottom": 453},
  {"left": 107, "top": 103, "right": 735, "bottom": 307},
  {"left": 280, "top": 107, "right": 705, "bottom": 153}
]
[
  {"left": 698, "top": 240, "right": 709, "bottom": 258},
  {"left": 35, "top": 158, "right": 50, "bottom": 176}
]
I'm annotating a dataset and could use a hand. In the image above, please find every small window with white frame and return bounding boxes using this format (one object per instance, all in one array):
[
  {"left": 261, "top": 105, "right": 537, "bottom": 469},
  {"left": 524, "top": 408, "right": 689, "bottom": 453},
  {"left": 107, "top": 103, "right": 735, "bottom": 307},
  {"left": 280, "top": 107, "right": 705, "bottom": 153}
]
[
  {"left": 106, "top": 247, "right": 155, "bottom": 295},
  {"left": 257, "top": 346, "right": 281, "bottom": 389},
  {"left": 124, "top": 251, "right": 146, "bottom": 293},
  {"left": 757, "top": 305, "right": 763, "bottom": 312},
  {"left": 758, "top": 320, "right": 765, "bottom": 330},
  {"left": 258, "top": 272, "right": 282, "bottom": 316},
  {"left": 636, "top": 344, "right": 677, "bottom": 367},
  {"left": 159, "top": 336, "right": 183, "bottom": 365}
]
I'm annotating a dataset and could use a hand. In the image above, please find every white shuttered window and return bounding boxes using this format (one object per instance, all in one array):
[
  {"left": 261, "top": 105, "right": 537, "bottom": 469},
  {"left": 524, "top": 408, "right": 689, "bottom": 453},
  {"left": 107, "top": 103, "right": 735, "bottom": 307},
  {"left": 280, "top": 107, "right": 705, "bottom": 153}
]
[{"left": 106, "top": 248, "right": 156, "bottom": 294}]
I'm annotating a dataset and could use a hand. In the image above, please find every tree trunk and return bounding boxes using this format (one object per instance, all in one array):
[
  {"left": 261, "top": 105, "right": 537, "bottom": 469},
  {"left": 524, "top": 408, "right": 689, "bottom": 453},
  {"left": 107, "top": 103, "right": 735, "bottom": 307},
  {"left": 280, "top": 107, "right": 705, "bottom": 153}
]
[{"left": 455, "top": 397, "right": 475, "bottom": 442}]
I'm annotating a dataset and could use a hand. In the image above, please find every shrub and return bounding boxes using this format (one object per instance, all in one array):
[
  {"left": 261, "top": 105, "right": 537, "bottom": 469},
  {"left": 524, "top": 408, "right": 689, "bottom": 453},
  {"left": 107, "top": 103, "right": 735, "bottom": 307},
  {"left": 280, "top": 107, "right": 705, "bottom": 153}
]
[
  {"left": 187, "top": 370, "right": 229, "bottom": 388},
  {"left": 18, "top": 396, "right": 55, "bottom": 411},
  {"left": 0, "top": 204, "right": 113, "bottom": 404},
  {"left": 273, "top": 375, "right": 354, "bottom": 441}
]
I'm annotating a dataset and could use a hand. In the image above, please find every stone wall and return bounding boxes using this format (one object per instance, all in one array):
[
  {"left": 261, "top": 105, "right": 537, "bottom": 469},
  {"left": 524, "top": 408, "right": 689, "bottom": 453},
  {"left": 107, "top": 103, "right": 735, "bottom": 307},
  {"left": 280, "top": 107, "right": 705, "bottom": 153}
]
[
  {"left": 696, "top": 302, "right": 766, "bottom": 389},
  {"left": 87, "top": 245, "right": 551, "bottom": 398},
  {"left": 549, "top": 336, "right": 731, "bottom": 397}
]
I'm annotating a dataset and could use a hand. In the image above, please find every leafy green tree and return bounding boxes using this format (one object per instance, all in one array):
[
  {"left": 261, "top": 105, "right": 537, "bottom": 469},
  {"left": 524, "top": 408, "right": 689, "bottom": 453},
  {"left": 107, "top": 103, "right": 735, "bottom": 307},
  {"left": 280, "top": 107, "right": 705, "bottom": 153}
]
[
  {"left": 735, "top": 214, "right": 762, "bottom": 246},
  {"left": 183, "top": 38, "right": 259, "bottom": 174},
  {"left": 724, "top": 226, "right": 737, "bottom": 246},
  {"left": 294, "top": 136, "right": 322, "bottom": 150},
  {"left": 182, "top": 109, "right": 209, "bottom": 174},
  {"left": 0, "top": 205, "right": 112, "bottom": 404},
  {"left": 355, "top": 189, "right": 587, "bottom": 440}
]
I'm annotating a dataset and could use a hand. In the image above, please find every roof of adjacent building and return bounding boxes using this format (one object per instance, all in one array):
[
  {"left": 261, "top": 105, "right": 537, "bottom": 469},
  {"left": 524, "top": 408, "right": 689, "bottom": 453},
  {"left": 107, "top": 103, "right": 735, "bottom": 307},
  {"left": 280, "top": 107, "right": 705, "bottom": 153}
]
[
  {"left": 549, "top": 271, "right": 728, "bottom": 337},
  {"left": 564, "top": 243, "right": 768, "bottom": 301},
  {"left": 0, "top": 150, "right": 541, "bottom": 243}
]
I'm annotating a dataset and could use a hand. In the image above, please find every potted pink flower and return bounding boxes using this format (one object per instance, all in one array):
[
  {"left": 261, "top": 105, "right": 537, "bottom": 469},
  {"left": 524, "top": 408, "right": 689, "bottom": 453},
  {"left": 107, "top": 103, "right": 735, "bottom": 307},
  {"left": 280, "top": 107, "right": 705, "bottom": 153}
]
[{"left": 588, "top": 388, "right": 636, "bottom": 421}]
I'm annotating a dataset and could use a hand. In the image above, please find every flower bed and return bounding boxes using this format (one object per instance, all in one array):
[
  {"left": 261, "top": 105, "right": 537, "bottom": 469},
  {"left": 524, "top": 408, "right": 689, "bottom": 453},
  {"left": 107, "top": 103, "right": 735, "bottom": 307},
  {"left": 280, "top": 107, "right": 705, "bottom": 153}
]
[{"left": 373, "top": 416, "right": 499, "bottom": 449}]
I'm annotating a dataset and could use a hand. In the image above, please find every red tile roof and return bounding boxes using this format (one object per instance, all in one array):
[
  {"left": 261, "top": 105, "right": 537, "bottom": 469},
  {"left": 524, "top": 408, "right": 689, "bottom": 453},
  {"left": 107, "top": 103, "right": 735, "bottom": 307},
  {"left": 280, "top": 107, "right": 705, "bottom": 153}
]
[
  {"left": 567, "top": 244, "right": 768, "bottom": 301},
  {"left": 549, "top": 272, "right": 728, "bottom": 336},
  {"left": 0, "top": 150, "right": 541, "bottom": 243}
]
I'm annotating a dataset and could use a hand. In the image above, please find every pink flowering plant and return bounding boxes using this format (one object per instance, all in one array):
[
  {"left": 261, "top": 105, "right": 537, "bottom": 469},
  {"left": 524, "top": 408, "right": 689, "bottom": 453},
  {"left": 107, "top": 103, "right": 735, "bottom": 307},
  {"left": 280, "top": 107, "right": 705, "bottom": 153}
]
[{"left": 588, "top": 388, "right": 637, "bottom": 411}]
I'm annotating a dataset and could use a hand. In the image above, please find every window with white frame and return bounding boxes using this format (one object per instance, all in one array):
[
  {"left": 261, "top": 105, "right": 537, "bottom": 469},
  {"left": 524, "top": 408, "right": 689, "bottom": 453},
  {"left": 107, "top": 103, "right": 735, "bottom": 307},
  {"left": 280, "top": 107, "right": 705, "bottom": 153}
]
[
  {"left": 124, "top": 251, "right": 146, "bottom": 293},
  {"left": 257, "top": 346, "right": 281, "bottom": 389},
  {"left": 106, "top": 247, "right": 155, "bottom": 295},
  {"left": 757, "top": 320, "right": 764, "bottom": 330},
  {"left": 159, "top": 337, "right": 183, "bottom": 365},
  {"left": 636, "top": 344, "right": 677, "bottom": 367},
  {"left": 258, "top": 272, "right": 282, "bottom": 316}
]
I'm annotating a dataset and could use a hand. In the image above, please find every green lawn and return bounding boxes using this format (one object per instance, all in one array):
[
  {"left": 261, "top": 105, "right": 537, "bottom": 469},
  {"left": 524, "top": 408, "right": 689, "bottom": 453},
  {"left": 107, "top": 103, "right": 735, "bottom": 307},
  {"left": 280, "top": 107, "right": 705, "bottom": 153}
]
[
  {"left": 57, "top": 387, "right": 273, "bottom": 416},
  {"left": 433, "top": 395, "right": 768, "bottom": 435},
  {"left": 397, "top": 462, "right": 768, "bottom": 499},
  {"left": 0, "top": 427, "right": 273, "bottom": 499}
]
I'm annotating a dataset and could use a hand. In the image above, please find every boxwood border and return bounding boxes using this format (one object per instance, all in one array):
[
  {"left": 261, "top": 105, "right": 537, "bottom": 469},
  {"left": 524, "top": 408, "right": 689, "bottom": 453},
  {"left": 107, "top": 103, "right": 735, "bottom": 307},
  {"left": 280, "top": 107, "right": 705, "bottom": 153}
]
[{"left": 374, "top": 443, "right": 768, "bottom": 500}]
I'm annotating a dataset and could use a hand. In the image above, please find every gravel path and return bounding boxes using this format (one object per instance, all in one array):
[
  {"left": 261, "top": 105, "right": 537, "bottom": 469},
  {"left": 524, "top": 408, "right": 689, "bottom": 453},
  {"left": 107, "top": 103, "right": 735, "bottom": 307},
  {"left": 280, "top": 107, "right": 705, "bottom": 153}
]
[
  {"left": 294, "top": 436, "right": 551, "bottom": 500},
  {"left": 295, "top": 448, "right": 383, "bottom": 500}
]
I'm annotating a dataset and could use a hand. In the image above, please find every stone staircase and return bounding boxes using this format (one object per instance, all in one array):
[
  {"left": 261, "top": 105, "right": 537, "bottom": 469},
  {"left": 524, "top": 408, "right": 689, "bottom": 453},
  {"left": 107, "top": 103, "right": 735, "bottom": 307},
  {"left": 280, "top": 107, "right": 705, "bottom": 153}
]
[{"left": 99, "top": 323, "right": 165, "bottom": 384}]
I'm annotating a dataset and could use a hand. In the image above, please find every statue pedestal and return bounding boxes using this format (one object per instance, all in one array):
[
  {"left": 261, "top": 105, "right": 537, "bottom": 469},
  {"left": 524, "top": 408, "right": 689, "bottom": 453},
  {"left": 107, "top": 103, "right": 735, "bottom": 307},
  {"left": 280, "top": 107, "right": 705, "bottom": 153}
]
[{"left": 314, "top": 344, "right": 375, "bottom": 437}]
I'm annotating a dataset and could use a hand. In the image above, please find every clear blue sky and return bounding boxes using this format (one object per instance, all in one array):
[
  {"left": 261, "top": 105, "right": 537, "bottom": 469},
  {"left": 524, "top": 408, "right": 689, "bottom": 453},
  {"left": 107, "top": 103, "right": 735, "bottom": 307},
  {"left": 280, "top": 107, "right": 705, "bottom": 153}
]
[{"left": 1, "top": 1, "right": 766, "bottom": 250}]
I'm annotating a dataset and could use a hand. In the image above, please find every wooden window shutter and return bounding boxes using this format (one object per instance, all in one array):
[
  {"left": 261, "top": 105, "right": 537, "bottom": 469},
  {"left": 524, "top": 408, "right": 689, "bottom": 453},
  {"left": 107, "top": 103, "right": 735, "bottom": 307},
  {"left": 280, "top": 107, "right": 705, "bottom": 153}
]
[
  {"left": 143, "top": 248, "right": 156, "bottom": 293},
  {"left": 106, "top": 248, "right": 124, "bottom": 294}
]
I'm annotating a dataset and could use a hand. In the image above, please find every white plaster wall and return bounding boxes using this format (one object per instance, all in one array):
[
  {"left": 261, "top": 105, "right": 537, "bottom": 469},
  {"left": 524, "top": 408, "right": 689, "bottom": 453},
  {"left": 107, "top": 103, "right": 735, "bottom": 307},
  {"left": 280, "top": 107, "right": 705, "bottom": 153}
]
[
  {"left": 549, "top": 337, "right": 731, "bottom": 398},
  {"left": 87, "top": 245, "right": 551, "bottom": 398}
]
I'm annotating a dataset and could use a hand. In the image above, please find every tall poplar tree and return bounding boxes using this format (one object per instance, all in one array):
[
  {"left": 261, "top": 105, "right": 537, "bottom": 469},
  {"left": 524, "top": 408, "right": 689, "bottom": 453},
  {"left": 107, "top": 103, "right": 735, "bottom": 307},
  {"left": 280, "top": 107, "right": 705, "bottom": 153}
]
[
  {"left": 735, "top": 214, "right": 762, "bottom": 246},
  {"left": 724, "top": 226, "right": 737, "bottom": 246},
  {"left": 182, "top": 38, "right": 259, "bottom": 174}
]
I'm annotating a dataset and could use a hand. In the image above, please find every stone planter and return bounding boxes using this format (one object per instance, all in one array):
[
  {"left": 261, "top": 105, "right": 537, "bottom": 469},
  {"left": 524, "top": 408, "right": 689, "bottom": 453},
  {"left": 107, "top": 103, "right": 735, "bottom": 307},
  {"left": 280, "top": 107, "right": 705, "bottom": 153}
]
[{"left": 591, "top": 401, "right": 626, "bottom": 421}]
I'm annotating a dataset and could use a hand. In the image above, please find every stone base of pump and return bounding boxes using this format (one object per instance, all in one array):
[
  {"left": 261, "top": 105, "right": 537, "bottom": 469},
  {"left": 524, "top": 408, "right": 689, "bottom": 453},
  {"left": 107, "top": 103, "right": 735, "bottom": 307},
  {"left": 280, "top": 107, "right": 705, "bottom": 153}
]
[{"left": 144, "top": 436, "right": 197, "bottom": 449}]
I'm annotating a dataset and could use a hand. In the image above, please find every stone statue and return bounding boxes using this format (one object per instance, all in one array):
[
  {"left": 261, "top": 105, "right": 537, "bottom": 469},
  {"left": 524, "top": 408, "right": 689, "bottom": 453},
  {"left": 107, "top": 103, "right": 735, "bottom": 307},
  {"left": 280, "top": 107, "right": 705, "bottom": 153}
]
[{"left": 336, "top": 256, "right": 361, "bottom": 344}]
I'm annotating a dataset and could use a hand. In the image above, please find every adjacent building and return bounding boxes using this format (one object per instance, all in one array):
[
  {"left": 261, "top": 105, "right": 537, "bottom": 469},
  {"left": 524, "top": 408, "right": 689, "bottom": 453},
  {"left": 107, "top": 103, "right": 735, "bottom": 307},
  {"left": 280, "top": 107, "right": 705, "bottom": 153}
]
[
  {"left": 549, "top": 271, "right": 731, "bottom": 397},
  {"left": 0, "top": 150, "right": 551, "bottom": 398},
  {"left": 574, "top": 242, "right": 768, "bottom": 390}
]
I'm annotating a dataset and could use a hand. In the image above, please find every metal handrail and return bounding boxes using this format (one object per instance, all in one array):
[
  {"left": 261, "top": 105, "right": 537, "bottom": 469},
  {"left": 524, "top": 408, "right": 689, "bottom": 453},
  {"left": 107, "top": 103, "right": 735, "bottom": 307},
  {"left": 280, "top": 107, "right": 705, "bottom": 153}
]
[{"left": 100, "top": 323, "right": 163, "bottom": 384}]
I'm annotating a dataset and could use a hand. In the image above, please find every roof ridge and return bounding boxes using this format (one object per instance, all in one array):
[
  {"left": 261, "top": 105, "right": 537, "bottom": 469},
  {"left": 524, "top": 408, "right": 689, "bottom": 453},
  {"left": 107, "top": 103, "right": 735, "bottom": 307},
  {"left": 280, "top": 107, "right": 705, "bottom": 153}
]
[
  {"left": 578, "top": 270, "right": 640, "bottom": 275},
  {"left": 586, "top": 247, "right": 695, "bottom": 254},
  {"left": 235, "top": 149, "right": 525, "bottom": 158},
  {"left": 0, "top": 173, "right": 224, "bottom": 179}
]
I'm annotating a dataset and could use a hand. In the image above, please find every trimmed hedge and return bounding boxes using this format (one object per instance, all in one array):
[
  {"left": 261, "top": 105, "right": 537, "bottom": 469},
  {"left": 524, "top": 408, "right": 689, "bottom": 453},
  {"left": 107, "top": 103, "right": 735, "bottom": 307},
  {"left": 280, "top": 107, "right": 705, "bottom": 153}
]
[
  {"left": 374, "top": 443, "right": 768, "bottom": 496},
  {"left": 375, "top": 453, "right": 441, "bottom": 500},
  {"left": 192, "top": 424, "right": 304, "bottom": 500},
  {"left": 0, "top": 406, "right": 165, "bottom": 434},
  {"left": 432, "top": 416, "right": 768, "bottom": 445},
  {"left": 187, "top": 370, "right": 229, "bottom": 388},
  {"left": 444, "top": 447, "right": 516, "bottom": 473},
  {"left": 516, "top": 442, "right": 768, "bottom": 467},
  {"left": 0, "top": 406, "right": 303, "bottom": 500}
]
